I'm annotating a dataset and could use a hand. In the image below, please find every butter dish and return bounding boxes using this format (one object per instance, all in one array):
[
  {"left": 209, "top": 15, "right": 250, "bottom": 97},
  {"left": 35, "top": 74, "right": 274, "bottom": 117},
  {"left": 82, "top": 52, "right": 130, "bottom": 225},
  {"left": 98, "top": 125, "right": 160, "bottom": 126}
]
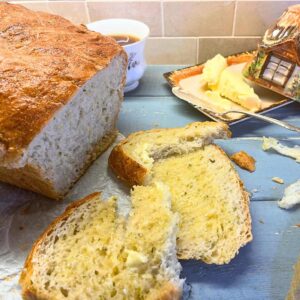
[{"left": 164, "top": 53, "right": 292, "bottom": 124}]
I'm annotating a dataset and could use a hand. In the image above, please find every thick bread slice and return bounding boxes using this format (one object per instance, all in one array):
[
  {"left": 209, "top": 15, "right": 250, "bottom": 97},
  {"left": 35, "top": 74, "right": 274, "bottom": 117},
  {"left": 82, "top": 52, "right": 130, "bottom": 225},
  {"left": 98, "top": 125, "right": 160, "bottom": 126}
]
[
  {"left": 20, "top": 185, "right": 183, "bottom": 299},
  {"left": 150, "top": 144, "right": 252, "bottom": 263},
  {"left": 108, "top": 122, "right": 252, "bottom": 264},
  {"left": 0, "top": 3, "right": 127, "bottom": 199},
  {"left": 109, "top": 121, "right": 231, "bottom": 186}
]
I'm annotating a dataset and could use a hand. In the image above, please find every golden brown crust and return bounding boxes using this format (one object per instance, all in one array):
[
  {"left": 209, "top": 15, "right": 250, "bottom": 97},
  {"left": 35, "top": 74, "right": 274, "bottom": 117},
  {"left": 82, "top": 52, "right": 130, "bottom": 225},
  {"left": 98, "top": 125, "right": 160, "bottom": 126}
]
[
  {"left": 19, "top": 192, "right": 101, "bottom": 299},
  {"left": 0, "top": 130, "right": 117, "bottom": 200},
  {"left": 0, "top": 2, "right": 126, "bottom": 162},
  {"left": 109, "top": 142, "right": 148, "bottom": 186},
  {"left": 147, "top": 282, "right": 182, "bottom": 300},
  {"left": 231, "top": 151, "right": 256, "bottom": 172},
  {"left": 0, "top": 164, "right": 59, "bottom": 200},
  {"left": 287, "top": 256, "right": 300, "bottom": 300}
]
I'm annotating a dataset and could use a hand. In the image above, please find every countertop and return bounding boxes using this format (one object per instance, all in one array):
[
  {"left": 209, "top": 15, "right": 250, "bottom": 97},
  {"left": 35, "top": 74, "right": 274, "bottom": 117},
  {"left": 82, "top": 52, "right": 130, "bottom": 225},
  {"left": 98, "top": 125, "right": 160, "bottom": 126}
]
[{"left": 118, "top": 65, "right": 300, "bottom": 300}]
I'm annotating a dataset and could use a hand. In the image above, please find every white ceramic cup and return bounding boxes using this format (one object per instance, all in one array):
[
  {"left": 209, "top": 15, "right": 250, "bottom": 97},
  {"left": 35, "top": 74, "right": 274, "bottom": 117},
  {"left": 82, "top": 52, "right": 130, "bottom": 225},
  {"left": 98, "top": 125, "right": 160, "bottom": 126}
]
[{"left": 87, "top": 19, "right": 150, "bottom": 93}]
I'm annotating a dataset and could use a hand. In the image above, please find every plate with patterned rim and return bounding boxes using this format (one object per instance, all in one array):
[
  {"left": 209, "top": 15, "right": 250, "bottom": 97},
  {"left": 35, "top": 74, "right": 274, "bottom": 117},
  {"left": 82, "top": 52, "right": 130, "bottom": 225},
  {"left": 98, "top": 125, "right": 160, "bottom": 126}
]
[{"left": 163, "top": 52, "right": 293, "bottom": 124}]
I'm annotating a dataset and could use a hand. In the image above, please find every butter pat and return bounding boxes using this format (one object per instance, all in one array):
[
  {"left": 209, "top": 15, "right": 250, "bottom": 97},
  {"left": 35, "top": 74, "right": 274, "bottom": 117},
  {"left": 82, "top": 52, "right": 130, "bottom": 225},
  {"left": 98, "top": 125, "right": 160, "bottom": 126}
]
[
  {"left": 218, "top": 69, "right": 261, "bottom": 111},
  {"left": 278, "top": 180, "right": 300, "bottom": 209},
  {"left": 132, "top": 143, "right": 154, "bottom": 169},
  {"left": 204, "top": 90, "right": 237, "bottom": 111},
  {"left": 125, "top": 250, "right": 148, "bottom": 268},
  {"left": 202, "top": 54, "right": 227, "bottom": 88}
]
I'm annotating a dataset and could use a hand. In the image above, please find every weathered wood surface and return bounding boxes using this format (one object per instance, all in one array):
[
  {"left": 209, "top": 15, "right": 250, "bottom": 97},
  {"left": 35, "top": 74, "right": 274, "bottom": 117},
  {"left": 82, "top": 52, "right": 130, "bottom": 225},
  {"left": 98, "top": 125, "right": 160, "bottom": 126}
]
[{"left": 118, "top": 65, "right": 300, "bottom": 300}]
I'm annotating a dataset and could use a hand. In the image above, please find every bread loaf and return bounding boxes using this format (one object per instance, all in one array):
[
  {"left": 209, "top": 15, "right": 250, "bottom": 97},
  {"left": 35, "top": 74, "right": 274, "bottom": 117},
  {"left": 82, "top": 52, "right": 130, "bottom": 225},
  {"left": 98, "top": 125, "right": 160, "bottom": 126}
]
[
  {"left": 20, "top": 184, "right": 183, "bottom": 299},
  {"left": 0, "top": 3, "right": 127, "bottom": 199},
  {"left": 109, "top": 122, "right": 252, "bottom": 264}
]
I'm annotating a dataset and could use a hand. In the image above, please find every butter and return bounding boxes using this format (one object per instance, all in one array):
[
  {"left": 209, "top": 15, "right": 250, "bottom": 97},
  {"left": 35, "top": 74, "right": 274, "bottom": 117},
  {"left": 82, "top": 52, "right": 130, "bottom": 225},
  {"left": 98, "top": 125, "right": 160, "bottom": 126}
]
[
  {"left": 204, "top": 90, "right": 236, "bottom": 111},
  {"left": 278, "top": 180, "right": 300, "bottom": 209},
  {"left": 202, "top": 54, "right": 227, "bottom": 88},
  {"left": 218, "top": 69, "right": 261, "bottom": 111},
  {"left": 132, "top": 143, "right": 154, "bottom": 168},
  {"left": 125, "top": 250, "right": 148, "bottom": 268}
]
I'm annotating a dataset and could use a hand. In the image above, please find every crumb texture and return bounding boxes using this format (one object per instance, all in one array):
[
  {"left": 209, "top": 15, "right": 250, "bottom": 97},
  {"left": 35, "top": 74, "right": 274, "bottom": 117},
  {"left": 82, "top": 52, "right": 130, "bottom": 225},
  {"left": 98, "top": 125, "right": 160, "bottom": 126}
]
[
  {"left": 109, "top": 122, "right": 252, "bottom": 264},
  {"left": 20, "top": 187, "right": 183, "bottom": 299},
  {"left": 151, "top": 145, "right": 252, "bottom": 263},
  {"left": 122, "top": 122, "right": 230, "bottom": 171},
  {"left": 0, "top": 3, "right": 127, "bottom": 199}
]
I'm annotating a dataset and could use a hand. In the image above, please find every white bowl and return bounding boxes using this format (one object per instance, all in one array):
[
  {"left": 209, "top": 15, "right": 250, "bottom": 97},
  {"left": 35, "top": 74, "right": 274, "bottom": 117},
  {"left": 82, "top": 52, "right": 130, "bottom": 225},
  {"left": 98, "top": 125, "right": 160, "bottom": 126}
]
[{"left": 87, "top": 19, "right": 150, "bottom": 92}]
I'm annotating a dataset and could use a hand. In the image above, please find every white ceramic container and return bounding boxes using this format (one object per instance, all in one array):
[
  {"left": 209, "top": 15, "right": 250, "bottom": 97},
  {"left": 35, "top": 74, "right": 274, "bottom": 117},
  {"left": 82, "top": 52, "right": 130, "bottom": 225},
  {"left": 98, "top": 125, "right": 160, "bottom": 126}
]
[{"left": 87, "top": 19, "right": 150, "bottom": 92}]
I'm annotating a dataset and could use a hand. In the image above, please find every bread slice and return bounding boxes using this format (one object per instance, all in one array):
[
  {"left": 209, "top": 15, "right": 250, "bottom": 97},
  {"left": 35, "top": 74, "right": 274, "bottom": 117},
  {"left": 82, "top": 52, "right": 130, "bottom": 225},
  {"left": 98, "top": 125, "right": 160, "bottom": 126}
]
[
  {"left": 287, "top": 257, "right": 300, "bottom": 300},
  {"left": 20, "top": 184, "right": 183, "bottom": 299},
  {"left": 0, "top": 3, "right": 127, "bottom": 199},
  {"left": 109, "top": 122, "right": 252, "bottom": 264},
  {"left": 109, "top": 121, "right": 231, "bottom": 186}
]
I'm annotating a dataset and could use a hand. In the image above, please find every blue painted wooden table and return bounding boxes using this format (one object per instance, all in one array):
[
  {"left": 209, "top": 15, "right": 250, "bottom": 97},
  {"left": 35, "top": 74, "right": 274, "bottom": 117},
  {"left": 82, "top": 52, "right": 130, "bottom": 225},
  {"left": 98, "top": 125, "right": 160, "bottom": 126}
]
[{"left": 118, "top": 66, "right": 300, "bottom": 300}]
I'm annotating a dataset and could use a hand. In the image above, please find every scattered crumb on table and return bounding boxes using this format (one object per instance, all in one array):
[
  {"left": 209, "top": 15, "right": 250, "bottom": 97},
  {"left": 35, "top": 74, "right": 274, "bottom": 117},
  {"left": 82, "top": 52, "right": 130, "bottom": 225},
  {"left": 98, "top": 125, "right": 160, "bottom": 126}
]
[
  {"left": 272, "top": 177, "right": 284, "bottom": 184},
  {"left": 259, "top": 219, "right": 264, "bottom": 224},
  {"left": 230, "top": 151, "right": 256, "bottom": 172}
]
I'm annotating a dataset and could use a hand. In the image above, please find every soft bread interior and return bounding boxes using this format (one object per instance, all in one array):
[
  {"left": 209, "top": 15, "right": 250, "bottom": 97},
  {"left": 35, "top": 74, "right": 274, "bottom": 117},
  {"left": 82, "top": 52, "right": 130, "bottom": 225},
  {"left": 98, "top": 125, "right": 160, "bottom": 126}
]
[
  {"left": 109, "top": 122, "right": 252, "bottom": 264},
  {"left": 21, "top": 185, "right": 183, "bottom": 299},
  {"left": 150, "top": 144, "right": 252, "bottom": 263},
  {"left": 3, "top": 55, "right": 125, "bottom": 198},
  {"left": 121, "top": 183, "right": 182, "bottom": 299},
  {"left": 122, "top": 122, "right": 230, "bottom": 172}
]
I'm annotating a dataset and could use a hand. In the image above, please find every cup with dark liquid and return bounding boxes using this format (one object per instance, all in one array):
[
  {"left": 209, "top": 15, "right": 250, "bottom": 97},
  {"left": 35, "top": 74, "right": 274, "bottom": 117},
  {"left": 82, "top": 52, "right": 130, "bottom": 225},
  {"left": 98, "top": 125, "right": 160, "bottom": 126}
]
[{"left": 87, "top": 19, "right": 150, "bottom": 92}]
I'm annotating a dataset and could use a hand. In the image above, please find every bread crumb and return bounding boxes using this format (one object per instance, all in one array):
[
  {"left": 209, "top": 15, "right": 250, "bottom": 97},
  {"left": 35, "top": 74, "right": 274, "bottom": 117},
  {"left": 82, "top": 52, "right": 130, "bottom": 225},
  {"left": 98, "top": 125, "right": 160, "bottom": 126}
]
[
  {"left": 251, "top": 188, "right": 259, "bottom": 194},
  {"left": 230, "top": 151, "right": 256, "bottom": 172},
  {"left": 272, "top": 177, "right": 284, "bottom": 184},
  {"left": 259, "top": 219, "right": 264, "bottom": 224},
  {"left": 278, "top": 179, "right": 300, "bottom": 209}
]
